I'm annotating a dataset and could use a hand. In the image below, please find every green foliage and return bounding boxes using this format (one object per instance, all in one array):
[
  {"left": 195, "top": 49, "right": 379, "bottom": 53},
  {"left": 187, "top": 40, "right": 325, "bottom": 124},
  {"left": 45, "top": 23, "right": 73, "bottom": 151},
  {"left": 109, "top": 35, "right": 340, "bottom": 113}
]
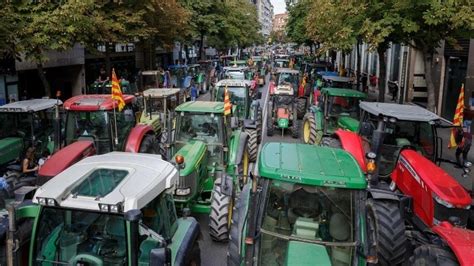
[{"left": 286, "top": 0, "right": 313, "bottom": 46}]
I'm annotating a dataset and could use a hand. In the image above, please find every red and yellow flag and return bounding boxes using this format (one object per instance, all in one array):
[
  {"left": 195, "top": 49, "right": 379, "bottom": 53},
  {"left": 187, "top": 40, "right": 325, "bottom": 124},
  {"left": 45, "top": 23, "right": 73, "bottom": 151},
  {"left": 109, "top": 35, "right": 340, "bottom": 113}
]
[
  {"left": 111, "top": 68, "right": 125, "bottom": 112},
  {"left": 224, "top": 85, "right": 232, "bottom": 116},
  {"left": 298, "top": 75, "right": 307, "bottom": 97},
  {"left": 448, "top": 84, "right": 464, "bottom": 149}
]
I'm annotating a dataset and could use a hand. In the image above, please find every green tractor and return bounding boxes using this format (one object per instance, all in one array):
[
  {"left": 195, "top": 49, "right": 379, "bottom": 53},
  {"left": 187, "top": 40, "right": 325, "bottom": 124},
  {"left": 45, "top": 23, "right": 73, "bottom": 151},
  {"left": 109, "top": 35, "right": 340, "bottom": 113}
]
[
  {"left": 227, "top": 143, "right": 373, "bottom": 265},
  {"left": 0, "top": 99, "right": 62, "bottom": 171},
  {"left": 302, "top": 88, "right": 367, "bottom": 145},
  {"left": 163, "top": 101, "right": 250, "bottom": 242},
  {"left": 87, "top": 79, "right": 136, "bottom": 94},
  {"left": 3, "top": 152, "right": 201, "bottom": 265},
  {"left": 213, "top": 79, "right": 262, "bottom": 161}
]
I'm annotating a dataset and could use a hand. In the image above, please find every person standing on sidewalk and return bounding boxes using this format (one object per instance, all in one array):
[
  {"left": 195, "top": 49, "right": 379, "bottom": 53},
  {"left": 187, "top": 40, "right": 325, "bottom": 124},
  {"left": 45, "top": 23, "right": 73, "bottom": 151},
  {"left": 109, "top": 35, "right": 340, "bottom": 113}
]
[
  {"left": 455, "top": 118, "right": 472, "bottom": 168},
  {"left": 191, "top": 82, "right": 198, "bottom": 101}
]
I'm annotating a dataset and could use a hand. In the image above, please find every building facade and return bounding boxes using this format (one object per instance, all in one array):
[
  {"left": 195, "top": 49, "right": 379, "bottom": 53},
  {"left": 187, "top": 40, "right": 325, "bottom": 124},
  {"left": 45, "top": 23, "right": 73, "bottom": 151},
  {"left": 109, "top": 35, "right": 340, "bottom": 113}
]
[
  {"left": 256, "top": 0, "right": 274, "bottom": 37},
  {"left": 273, "top": 12, "right": 288, "bottom": 33}
]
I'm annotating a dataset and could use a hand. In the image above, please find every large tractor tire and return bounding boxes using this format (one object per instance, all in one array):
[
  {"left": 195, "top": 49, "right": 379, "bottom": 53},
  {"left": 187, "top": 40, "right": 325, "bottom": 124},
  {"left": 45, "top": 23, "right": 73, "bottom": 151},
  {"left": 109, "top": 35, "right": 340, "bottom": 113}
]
[
  {"left": 256, "top": 107, "right": 263, "bottom": 144},
  {"left": 139, "top": 134, "right": 160, "bottom": 154},
  {"left": 245, "top": 129, "right": 258, "bottom": 162},
  {"left": 367, "top": 199, "right": 407, "bottom": 266},
  {"left": 302, "top": 113, "right": 318, "bottom": 144},
  {"left": 266, "top": 102, "right": 274, "bottom": 137},
  {"left": 209, "top": 178, "right": 232, "bottom": 242},
  {"left": 321, "top": 136, "right": 342, "bottom": 148},
  {"left": 227, "top": 184, "right": 251, "bottom": 266},
  {"left": 296, "top": 98, "right": 306, "bottom": 119},
  {"left": 291, "top": 119, "right": 300, "bottom": 139},
  {"left": 408, "top": 245, "right": 458, "bottom": 266}
]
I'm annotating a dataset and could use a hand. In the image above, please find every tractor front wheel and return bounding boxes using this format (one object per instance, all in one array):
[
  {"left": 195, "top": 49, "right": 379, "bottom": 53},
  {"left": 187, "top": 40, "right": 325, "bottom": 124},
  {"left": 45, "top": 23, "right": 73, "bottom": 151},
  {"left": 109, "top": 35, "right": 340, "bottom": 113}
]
[
  {"left": 367, "top": 199, "right": 407, "bottom": 266},
  {"left": 302, "top": 113, "right": 318, "bottom": 144},
  {"left": 296, "top": 98, "right": 306, "bottom": 119},
  {"left": 209, "top": 178, "right": 232, "bottom": 242},
  {"left": 246, "top": 129, "right": 258, "bottom": 162},
  {"left": 408, "top": 245, "right": 458, "bottom": 266},
  {"left": 139, "top": 134, "right": 160, "bottom": 154},
  {"left": 321, "top": 137, "right": 342, "bottom": 148}
]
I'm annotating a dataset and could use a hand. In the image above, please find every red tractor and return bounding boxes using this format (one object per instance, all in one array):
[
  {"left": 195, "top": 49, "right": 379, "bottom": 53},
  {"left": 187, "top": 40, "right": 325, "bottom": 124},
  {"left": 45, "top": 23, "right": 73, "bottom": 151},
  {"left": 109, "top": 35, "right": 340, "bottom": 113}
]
[
  {"left": 327, "top": 102, "right": 474, "bottom": 265},
  {"left": 37, "top": 94, "right": 159, "bottom": 184}
]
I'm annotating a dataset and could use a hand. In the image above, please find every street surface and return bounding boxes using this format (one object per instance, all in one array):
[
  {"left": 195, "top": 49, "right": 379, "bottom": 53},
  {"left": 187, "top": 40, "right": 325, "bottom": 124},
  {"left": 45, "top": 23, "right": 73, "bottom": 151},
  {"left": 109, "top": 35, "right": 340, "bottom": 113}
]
[{"left": 195, "top": 74, "right": 473, "bottom": 266}]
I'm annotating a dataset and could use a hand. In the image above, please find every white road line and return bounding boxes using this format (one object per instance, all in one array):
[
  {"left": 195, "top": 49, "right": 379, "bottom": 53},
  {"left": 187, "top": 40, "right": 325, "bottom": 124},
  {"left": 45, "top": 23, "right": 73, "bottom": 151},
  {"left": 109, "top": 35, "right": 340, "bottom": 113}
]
[{"left": 253, "top": 74, "right": 271, "bottom": 176}]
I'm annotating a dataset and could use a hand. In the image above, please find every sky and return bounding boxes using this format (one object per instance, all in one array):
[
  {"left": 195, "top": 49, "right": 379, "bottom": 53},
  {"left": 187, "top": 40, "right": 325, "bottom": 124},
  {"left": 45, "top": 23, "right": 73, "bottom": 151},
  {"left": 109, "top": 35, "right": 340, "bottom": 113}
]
[{"left": 270, "top": 0, "right": 287, "bottom": 15}]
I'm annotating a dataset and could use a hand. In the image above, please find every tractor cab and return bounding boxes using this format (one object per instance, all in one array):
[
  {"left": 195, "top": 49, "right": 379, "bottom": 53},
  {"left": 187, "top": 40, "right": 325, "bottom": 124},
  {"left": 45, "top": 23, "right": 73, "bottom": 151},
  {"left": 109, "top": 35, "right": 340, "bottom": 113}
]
[
  {"left": 273, "top": 68, "right": 300, "bottom": 95},
  {"left": 139, "top": 88, "right": 184, "bottom": 130},
  {"left": 8, "top": 152, "right": 200, "bottom": 266},
  {"left": 321, "top": 75, "right": 353, "bottom": 89},
  {"left": 273, "top": 59, "right": 290, "bottom": 70},
  {"left": 228, "top": 143, "right": 368, "bottom": 266},
  {"left": 223, "top": 66, "right": 253, "bottom": 81},
  {"left": 0, "top": 99, "right": 62, "bottom": 168},
  {"left": 357, "top": 102, "right": 449, "bottom": 177},
  {"left": 87, "top": 79, "right": 135, "bottom": 95},
  {"left": 140, "top": 70, "right": 167, "bottom": 90},
  {"left": 214, "top": 80, "right": 252, "bottom": 118}
]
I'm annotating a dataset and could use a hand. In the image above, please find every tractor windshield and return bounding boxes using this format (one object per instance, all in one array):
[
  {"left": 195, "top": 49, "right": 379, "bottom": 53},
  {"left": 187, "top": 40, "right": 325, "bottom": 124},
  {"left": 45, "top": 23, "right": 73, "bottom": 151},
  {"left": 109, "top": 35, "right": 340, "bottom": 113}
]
[
  {"left": 216, "top": 86, "right": 248, "bottom": 107},
  {"left": 260, "top": 180, "right": 356, "bottom": 266},
  {"left": 65, "top": 107, "right": 135, "bottom": 154},
  {"left": 34, "top": 207, "right": 128, "bottom": 265},
  {"left": 361, "top": 113, "right": 436, "bottom": 176},
  {"left": 0, "top": 112, "right": 32, "bottom": 139},
  {"left": 277, "top": 73, "right": 298, "bottom": 88},
  {"left": 142, "top": 74, "right": 161, "bottom": 89},
  {"left": 325, "top": 96, "right": 361, "bottom": 119}
]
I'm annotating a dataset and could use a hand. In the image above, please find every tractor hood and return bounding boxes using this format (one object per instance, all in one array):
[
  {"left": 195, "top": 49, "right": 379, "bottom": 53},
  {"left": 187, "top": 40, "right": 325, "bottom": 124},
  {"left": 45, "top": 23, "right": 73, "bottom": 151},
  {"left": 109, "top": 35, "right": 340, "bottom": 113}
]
[
  {"left": 285, "top": 241, "right": 331, "bottom": 265},
  {"left": 38, "top": 140, "right": 95, "bottom": 179},
  {"left": 432, "top": 222, "right": 474, "bottom": 265},
  {"left": 337, "top": 116, "right": 359, "bottom": 132},
  {"left": 174, "top": 140, "right": 207, "bottom": 176},
  {"left": 0, "top": 137, "right": 22, "bottom": 165}
]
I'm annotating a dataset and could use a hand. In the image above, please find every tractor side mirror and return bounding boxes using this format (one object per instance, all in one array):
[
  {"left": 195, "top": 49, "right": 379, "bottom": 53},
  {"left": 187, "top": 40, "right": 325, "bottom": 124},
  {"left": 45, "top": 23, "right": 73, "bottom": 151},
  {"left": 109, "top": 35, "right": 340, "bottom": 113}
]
[
  {"left": 150, "top": 247, "right": 171, "bottom": 265},
  {"left": 359, "top": 122, "right": 374, "bottom": 137},
  {"left": 230, "top": 117, "right": 239, "bottom": 129}
]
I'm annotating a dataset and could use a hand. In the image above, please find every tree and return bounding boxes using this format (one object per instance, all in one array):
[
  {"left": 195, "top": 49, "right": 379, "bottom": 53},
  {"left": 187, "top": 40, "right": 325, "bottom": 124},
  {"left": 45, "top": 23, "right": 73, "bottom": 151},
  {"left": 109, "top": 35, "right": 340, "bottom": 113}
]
[{"left": 398, "top": 1, "right": 473, "bottom": 111}]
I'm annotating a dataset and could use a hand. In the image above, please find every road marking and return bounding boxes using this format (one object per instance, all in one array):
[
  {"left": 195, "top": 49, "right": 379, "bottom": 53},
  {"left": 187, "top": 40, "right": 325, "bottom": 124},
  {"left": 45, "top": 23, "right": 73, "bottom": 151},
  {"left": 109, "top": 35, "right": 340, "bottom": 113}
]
[{"left": 253, "top": 74, "right": 271, "bottom": 176}]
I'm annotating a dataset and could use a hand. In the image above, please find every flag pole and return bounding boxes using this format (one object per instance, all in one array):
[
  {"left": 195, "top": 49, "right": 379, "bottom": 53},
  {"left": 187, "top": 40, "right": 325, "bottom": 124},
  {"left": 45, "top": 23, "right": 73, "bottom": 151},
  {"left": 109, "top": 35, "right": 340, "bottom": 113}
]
[{"left": 113, "top": 97, "right": 118, "bottom": 146}]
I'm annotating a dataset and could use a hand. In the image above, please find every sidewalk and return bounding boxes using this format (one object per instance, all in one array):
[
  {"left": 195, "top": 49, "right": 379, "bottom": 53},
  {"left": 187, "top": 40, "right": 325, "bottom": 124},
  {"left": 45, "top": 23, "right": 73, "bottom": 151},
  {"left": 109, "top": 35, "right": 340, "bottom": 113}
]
[{"left": 366, "top": 89, "right": 473, "bottom": 192}]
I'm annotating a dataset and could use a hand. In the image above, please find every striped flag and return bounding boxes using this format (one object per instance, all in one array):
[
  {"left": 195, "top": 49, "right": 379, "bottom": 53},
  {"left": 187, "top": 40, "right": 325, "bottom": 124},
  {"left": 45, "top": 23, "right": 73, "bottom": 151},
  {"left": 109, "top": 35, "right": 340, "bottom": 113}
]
[
  {"left": 448, "top": 84, "right": 464, "bottom": 149},
  {"left": 111, "top": 68, "right": 125, "bottom": 111},
  {"left": 224, "top": 85, "right": 232, "bottom": 116}
]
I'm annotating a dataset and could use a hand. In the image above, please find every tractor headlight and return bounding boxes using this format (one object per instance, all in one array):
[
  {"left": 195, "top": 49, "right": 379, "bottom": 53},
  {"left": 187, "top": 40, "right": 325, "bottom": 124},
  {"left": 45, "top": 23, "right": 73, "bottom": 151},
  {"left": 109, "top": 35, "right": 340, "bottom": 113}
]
[
  {"left": 175, "top": 188, "right": 191, "bottom": 196},
  {"left": 37, "top": 197, "right": 57, "bottom": 206},
  {"left": 366, "top": 152, "right": 376, "bottom": 174},
  {"left": 37, "top": 197, "right": 46, "bottom": 205},
  {"left": 47, "top": 198, "right": 56, "bottom": 206},
  {"left": 434, "top": 194, "right": 454, "bottom": 208},
  {"left": 98, "top": 203, "right": 122, "bottom": 213}
]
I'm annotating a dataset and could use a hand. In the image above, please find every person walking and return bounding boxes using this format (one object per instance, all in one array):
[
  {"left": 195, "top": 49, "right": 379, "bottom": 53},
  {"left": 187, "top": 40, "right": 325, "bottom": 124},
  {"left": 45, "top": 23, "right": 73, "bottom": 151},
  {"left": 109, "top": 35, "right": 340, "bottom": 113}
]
[
  {"left": 455, "top": 118, "right": 472, "bottom": 168},
  {"left": 191, "top": 82, "right": 198, "bottom": 101}
]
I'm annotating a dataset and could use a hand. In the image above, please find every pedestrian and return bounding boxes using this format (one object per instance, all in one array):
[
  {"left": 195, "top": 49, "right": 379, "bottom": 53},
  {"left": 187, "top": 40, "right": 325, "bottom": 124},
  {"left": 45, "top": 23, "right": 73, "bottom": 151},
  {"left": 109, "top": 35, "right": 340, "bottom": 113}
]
[
  {"left": 455, "top": 119, "right": 472, "bottom": 168},
  {"left": 22, "top": 147, "right": 38, "bottom": 175},
  {"left": 191, "top": 82, "right": 198, "bottom": 101},
  {"left": 38, "top": 150, "right": 51, "bottom": 169}
]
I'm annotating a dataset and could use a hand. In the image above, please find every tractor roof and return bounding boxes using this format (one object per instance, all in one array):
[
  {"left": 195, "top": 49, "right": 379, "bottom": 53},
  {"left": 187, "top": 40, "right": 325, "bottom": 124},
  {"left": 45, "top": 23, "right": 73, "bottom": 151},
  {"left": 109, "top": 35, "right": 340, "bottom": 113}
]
[
  {"left": 64, "top": 94, "right": 134, "bottom": 111},
  {"left": 143, "top": 88, "right": 181, "bottom": 98},
  {"left": 215, "top": 79, "right": 251, "bottom": 88},
  {"left": 259, "top": 143, "right": 366, "bottom": 189},
  {"left": 322, "top": 76, "right": 352, "bottom": 83},
  {"left": 0, "top": 98, "right": 62, "bottom": 113},
  {"left": 275, "top": 58, "right": 289, "bottom": 62},
  {"left": 175, "top": 101, "right": 224, "bottom": 114},
  {"left": 276, "top": 68, "right": 299, "bottom": 74},
  {"left": 224, "top": 66, "right": 249, "bottom": 71},
  {"left": 141, "top": 70, "right": 161, "bottom": 75},
  {"left": 360, "top": 101, "right": 441, "bottom": 122},
  {"left": 33, "top": 152, "right": 177, "bottom": 213},
  {"left": 321, "top": 88, "right": 367, "bottom": 98}
]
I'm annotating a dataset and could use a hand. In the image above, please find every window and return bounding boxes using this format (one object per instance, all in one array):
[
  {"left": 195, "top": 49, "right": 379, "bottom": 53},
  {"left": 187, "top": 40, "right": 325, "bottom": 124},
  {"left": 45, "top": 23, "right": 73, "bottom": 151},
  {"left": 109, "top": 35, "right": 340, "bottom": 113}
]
[
  {"left": 390, "top": 44, "right": 401, "bottom": 81},
  {"left": 72, "top": 168, "right": 128, "bottom": 198}
]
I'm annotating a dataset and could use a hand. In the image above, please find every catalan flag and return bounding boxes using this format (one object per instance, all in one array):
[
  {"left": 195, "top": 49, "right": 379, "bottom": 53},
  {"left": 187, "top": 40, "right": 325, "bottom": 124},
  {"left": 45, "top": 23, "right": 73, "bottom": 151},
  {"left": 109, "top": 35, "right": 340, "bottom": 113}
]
[
  {"left": 224, "top": 85, "right": 232, "bottom": 116},
  {"left": 448, "top": 84, "right": 464, "bottom": 149},
  {"left": 298, "top": 75, "right": 307, "bottom": 97},
  {"left": 111, "top": 68, "right": 125, "bottom": 112}
]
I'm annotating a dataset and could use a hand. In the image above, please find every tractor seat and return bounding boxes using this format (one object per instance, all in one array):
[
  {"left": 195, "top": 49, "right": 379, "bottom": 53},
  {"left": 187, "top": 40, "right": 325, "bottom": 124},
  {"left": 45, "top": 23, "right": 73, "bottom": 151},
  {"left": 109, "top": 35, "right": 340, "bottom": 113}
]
[{"left": 329, "top": 213, "right": 352, "bottom": 266}]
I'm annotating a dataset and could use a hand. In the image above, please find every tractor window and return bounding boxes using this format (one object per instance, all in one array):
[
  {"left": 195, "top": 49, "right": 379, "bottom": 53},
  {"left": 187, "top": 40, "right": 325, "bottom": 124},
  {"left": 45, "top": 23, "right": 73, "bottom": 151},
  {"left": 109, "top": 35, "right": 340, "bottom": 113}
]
[
  {"left": 259, "top": 181, "right": 356, "bottom": 266},
  {"left": 65, "top": 110, "right": 112, "bottom": 152},
  {"left": 176, "top": 113, "right": 223, "bottom": 145},
  {"left": 34, "top": 207, "right": 128, "bottom": 265},
  {"left": 71, "top": 168, "right": 128, "bottom": 197},
  {"left": 0, "top": 112, "right": 32, "bottom": 139},
  {"left": 277, "top": 73, "right": 298, "bottom": 88},
  {"left": 112, "top": 105, "right": 136, "bottom": 151},
  {"left": 216, "top": 86, "right": 247, "bottom": 107},
  {"left": 327, "top": 96, "right": 360, "bottom": 119}
]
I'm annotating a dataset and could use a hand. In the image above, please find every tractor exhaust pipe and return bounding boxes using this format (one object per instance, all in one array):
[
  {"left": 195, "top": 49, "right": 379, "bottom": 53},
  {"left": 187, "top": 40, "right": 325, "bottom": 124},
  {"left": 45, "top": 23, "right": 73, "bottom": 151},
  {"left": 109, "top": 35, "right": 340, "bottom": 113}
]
[
  {"left": 369, "top": 119, "right": 386, "bottom": 187},
  {"left": 6, "top": 203, "right": 17, "bottom": 266}
]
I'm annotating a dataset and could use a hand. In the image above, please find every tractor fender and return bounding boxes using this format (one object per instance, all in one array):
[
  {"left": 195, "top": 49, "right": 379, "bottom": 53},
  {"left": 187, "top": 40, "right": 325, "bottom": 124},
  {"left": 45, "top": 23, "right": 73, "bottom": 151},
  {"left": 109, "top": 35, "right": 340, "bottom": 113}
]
[
  {"left": 229, "top": 130, "right": 249, "bottom": 166},
  {"left": 124, "top": 124, "right": 155, "bottom": 153},
  {"left": 334, "top": 129, "right": 367, "bottom": 172},
  {"left": 432, "top": 223, "right": 474, "bottom": 265},
  {"left": 174, "top": 217, "right": 201, "bottom": 265},
  {"left": 368, "top": 188, "right": 400, "bottom": 202}
]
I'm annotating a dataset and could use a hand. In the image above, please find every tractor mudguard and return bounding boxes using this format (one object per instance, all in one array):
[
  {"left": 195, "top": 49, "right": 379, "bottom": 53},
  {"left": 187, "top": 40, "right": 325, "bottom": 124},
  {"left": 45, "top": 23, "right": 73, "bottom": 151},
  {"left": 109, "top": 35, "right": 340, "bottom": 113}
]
[
  {"left": 124, "top": 124, "right": 154, "bottom": 153},
  {"left": 174, "top": 217, "right": 200, "bottom": 266},
  {"left": 368, "top": 188, "right": 400, "bottom": 202},
  {"left": 334, "top": 129, "right": 367, "bottom": 172},
  {"left": 432, "top": 223, "right": 474, "bottom": 265},
  {"left": 38, "top": 140, "right": 95, "bottom": 180},
  {"left": 220, "top": 175, "right": 234, "bottom": 197},
  {"left": 243, "top": 119, "right": 257, "bottom": 129},
  {"left": 229, "top": 130, "right": 249, "bottom": 166}
]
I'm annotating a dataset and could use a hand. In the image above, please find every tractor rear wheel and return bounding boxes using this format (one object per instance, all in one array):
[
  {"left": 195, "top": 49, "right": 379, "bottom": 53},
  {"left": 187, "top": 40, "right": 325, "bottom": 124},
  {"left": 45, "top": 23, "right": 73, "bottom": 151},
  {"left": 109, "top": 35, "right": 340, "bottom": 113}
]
[
  {"left": 246, "top": 129, "right": 258, "bottom": 162},
  {"left": 296, "top": 98, "right": 306, "bottom": 119},
  {"left": 408, "top": 245, "right": 458, "bottom": 266},
  {"left": 291, "top": 119, "right": 300, "bottom": 139},
  {"left": 302, "top": 113, "right": 317, "bottom": 144},
  {"left": 139, "top": 134, "right": 160, "bottom": 154},
  {"left": 321, "top": 137, "right": 342, "bottom": 148},
  {"left": 367, "top": 199, "right": 407, "bottom": 266},
  {"left": 227, "top": 183, "right": 251, "bottom": 266},
  {"left": 266, "top": 102, "right": 274, "bottom": 136},
  {"left": 209, "top": 178, "right": 232, "bottom": 242}
]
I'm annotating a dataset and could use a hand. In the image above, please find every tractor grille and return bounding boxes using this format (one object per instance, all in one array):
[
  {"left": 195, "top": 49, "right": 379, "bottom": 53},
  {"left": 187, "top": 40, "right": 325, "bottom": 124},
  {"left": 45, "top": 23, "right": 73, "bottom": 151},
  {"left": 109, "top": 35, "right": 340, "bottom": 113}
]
[{"left": 174, "top": 172, "right": 197, "bottom": 200}]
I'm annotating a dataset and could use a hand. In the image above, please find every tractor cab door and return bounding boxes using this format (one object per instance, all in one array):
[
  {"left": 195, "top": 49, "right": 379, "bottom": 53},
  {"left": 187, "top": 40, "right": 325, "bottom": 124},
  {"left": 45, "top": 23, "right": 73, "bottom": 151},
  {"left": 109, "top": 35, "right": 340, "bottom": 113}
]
[{"left": 432, "top": 120, "right": 462, "bottom": 165}]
